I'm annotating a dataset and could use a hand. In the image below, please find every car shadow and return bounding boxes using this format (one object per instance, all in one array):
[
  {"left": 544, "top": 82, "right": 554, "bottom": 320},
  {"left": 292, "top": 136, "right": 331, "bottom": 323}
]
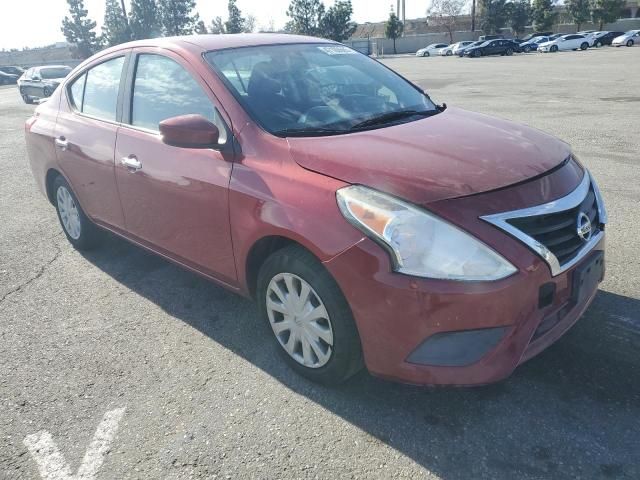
[{"left": 81, "top": 232, "right": 640, "bottom": 479}]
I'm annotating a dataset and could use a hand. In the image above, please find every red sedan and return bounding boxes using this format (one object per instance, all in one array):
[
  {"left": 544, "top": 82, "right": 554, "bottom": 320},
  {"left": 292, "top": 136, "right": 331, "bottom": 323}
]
[{"left": 25, "top": 34, "right": 606, "bottom": 386}]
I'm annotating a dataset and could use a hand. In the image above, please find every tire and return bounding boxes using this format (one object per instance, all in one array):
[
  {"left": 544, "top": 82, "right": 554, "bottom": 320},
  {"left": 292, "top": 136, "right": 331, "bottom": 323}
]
[
  {"left": 53, "top": 175, "right": 102, "bottom": 250},
  {"left": 505, "top": 48, "right": 513, "bottom": 56},
  {"left": 20, "top": 88, "right": 33, "bottom": 104},
  {"left": 257, "top": 245, "right": 363, "bottom": 385},
  {"left": 580, "top": 42, "right": 588, "bottom": 50},
  {"left": 43, "top": 86, "right": 52, "bottom": 97},
  {"left": 550, "top": 45, "right": 558, "bottom": 53},
  {"left": 523, "top": 45, "right": 531, "bottom": 53},
  {"left": 424, "top": 51, "right": 430, "bottom": 57},
  {"left": 595, "top": 41, "right": 602, "bottom": 48},
  {"left": 627, "top": 40, "right": 634, "bottom": 47},
  {"left": 473, "top": 49, "right": 481, "bottom": 57},
  {"left": 446, "top": 50, "right": 452, "bottom": 56}
]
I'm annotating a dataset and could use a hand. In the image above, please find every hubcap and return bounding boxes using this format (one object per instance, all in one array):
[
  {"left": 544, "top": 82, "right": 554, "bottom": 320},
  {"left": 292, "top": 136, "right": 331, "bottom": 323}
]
[
  {"left": 266, "top": 273, "right": 334, "bottom": 368},
  {"left": 56, "top": 186, "right": 81, "bottom": 240}
]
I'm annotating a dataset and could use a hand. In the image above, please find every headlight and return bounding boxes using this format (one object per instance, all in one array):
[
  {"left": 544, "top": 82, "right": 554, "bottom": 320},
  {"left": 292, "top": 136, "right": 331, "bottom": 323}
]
[{"left": 336, "top": 186, "right": 517, "bottom": 281}]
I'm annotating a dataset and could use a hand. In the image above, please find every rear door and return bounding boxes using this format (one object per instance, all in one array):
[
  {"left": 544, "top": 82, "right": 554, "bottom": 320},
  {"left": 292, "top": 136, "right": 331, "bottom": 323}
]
[
  {"left": 113, "top": 48, "right": 237, "bottom": 284},
  {"left": 54, "top": 53, "right": 128, "bottom": 229}
]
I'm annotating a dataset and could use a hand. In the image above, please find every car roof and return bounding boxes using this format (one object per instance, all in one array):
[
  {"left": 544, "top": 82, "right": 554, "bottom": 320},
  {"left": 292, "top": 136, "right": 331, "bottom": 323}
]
[
  {"left": 103, "top": 33, "right": 334, "bottom": 55},
  {"left": 37, "top": 65, "right": 72, "bottom": 70}
]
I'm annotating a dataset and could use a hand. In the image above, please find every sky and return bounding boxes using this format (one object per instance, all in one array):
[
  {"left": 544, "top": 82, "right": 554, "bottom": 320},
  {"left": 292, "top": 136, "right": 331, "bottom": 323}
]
[{"left": 0, "top": 0, "right": 431, "bottom": 50}]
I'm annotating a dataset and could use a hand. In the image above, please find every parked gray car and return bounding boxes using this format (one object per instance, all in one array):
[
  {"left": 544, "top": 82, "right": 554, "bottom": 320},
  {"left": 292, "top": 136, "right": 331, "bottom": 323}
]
[{"left": 18, "top": 65, "right": 72, "bottom": 104}]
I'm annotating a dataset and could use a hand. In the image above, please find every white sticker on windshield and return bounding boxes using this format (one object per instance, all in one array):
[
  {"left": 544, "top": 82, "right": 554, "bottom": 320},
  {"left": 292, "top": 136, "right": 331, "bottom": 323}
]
[{"left": 318, "top": 46, "right": 358, "bottom": 55}]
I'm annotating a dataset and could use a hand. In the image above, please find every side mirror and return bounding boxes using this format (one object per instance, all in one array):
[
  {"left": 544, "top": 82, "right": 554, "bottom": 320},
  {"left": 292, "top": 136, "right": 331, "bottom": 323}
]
[{"left": 159, "top": 114, "right": 220, "bottom": 149}]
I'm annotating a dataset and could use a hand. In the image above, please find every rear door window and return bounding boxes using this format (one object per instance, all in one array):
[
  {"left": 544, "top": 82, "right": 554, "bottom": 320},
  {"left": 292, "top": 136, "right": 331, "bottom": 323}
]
[{"left": 82, "top": 57, "right": 125, "bottom": 121}]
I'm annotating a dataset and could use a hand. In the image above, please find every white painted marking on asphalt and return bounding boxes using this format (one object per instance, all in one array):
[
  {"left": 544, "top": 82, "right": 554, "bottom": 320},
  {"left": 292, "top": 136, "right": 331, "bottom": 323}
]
[{"left": 23, "top": 407, "right": 126, "bottom": 480}]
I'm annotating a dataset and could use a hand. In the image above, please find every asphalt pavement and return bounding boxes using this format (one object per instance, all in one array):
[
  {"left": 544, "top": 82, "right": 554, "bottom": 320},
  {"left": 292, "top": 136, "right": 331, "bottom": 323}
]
[{"left": 1, "top": 46, "right": 639, "bottom": 479}]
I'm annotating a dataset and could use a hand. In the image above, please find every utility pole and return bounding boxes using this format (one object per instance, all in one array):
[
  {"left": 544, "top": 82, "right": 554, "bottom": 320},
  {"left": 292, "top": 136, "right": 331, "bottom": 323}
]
[{"left": 471, "top": 0, "right": 476, "bottom": 32}]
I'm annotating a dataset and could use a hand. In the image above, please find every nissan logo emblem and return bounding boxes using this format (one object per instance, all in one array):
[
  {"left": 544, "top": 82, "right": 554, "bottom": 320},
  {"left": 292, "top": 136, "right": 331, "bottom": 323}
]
[{"left": 576, "top": 212, "right": 592, "bottom": 242}]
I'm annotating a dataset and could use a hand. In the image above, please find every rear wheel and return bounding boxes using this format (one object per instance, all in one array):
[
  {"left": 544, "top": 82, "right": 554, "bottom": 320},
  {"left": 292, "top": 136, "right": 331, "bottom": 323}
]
[
  {"left": 627, "top": 39, "right": 634, "bottom": 47},
  {"left": 580, "top": 42, "right": 589, "bottom": 50},
  {"left": 257, "top": 245, "right": 363, "bottom": 385},
  {"left": 53, "top": 175, "right": 102, "bottom": 250}
]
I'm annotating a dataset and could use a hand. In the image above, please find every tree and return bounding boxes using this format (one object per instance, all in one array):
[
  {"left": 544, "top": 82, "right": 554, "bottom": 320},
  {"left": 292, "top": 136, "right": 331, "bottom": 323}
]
[
  {"left": 385, "top": 9, "right": 403, "bottom": 54},
  {"left": 506, "top": 0, "right": 531, "bottom": 37},
  {"left": 102, "top": 0, "right": 131, "bottom": 47},
  {"left": 531, "top": 0, "right": 557, "bottom": 31},
  {"left": 225, "top": 0, "right": 246, "bottom": 34},
  {"left": 195, "top": 19, "right": 208, "bottom": 34},
  {"left": 427, "top": 0, "right": 466, "bottom": 44},
  {"left": 210, "top": 16, "right": 226, "bottom": 34},
  {"left": 319, "top": 0, "right": 356, "bottom": 41},
  {"left": 130, "top": 0, "right": 160, "bottom": 40},
  {"left": 566, "top": 0, "right": 590, "bottom": 31},
  {"left": 479, "top": 0, "right": 508, "bottom": 34},
  {"left": 590, "top": 0, "right": 625, "bottom": 30},
  {"left": 285, "top": 0, "right": 325, "bottom": 36},
  {"left": 245, "top": 14, "right": 257, "bottom": 33},
  {"left": 157, "top": 0, "right": 199, "bottom": 36},
  {"left": 61, "top": 0, "right": 100, "bottom": 58}
]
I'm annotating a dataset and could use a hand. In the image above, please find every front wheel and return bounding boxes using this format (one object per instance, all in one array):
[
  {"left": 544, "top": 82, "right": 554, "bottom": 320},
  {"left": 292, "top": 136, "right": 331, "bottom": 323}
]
[
  {"left": 580, "top": 42, "right": 589, "bottom": 50},
  {"left": 473, "top": 50, "right": 481, "bottom": 57},
  {"left": 523, "top": 45, "right": 531, "bottom": 53},
  {"left": 627, "top": 39, "right": 634, "bottom": 47},
  {"left": 20, "top": 88, "right": 33, "bottom": 104},
  {"left": 424, "top": 51, "right": 430, "bottom": 57},
  {"left": 595, "top": 41, "right": 602, "bottom": 48},
  {"left": 43, "top": 86, "right": 52, "bottom": 97},
  {"left": 257, "top": 245, "right": 363, "bottom": 385},
  {"left": 446, "top": 50, "right": 452, "bottom": 56},
  {"left": 53, "top": 175, "right": 102, "bottom": 250},
  {"left": 550, "top": 45, "right": 558, "bottom": 53},
  {"left": 505, "top": 48, "right": 513, "bottom": 56}
]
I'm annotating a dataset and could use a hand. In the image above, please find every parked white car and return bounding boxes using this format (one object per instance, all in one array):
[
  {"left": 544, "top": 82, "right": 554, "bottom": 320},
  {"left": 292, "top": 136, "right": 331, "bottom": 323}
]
[
  {"left": 538, "top": 34, "right": 590, "bottom": 52},
  {"left": 446, "top": 41, "right": 475, "bottom": 55},
  {"left": 612, "top": 30, "right": 640, "bottom": 47},
  {"left": 415, "top": 43, "right": 449, "bottom": 57}
]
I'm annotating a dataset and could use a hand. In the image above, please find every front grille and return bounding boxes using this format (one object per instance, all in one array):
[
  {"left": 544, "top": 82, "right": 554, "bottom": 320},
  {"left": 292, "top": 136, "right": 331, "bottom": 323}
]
[
  {"left": 506, "top": 185, "right": 601, "bottom": 265},
  {"left": 481, "top": 169, "right": 607, "bottom": 276}
]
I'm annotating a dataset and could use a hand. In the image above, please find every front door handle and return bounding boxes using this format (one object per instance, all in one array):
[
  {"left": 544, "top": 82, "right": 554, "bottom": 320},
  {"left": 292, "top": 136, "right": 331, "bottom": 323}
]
[
  {"left": 121, "top": 155, "right": 142, "bottom": 171},
  {"left": 54, "top": 137, "right": 68, "bottom": 150}
]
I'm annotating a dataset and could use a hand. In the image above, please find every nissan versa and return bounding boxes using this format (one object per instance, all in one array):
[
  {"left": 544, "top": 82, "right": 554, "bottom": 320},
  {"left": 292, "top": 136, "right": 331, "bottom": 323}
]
[{"left": 25, "top": 35, "right": 606, "bottom": 386}]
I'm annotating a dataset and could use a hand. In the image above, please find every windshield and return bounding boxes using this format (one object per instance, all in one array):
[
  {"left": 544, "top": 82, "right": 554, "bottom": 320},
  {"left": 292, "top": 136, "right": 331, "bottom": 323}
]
[
  {"left": 205, "top": 43, "right": 436, "bottom": 136},
  {"left": 40, "top": 67, "right": 71, "bottom": 79}
]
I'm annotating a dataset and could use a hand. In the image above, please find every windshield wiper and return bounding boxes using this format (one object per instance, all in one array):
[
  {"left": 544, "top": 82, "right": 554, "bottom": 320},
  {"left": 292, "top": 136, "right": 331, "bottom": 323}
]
[
  {"left": 350, "top": 109, "right": 440, "bottom": 130},
  {"left": 274, "top": 127, "right": 348, "bottom": 137}
]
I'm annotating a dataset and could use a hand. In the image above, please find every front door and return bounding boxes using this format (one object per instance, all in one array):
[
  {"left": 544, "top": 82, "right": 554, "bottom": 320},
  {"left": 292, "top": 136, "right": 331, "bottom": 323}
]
[{"left": 114, "top": 50, "right": 237, "bottom": 284}]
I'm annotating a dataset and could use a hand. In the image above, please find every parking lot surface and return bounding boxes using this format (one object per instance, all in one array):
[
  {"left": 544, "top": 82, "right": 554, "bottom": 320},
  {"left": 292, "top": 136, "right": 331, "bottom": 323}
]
[{"left": 1, "top": 47, "right": 639, "bottom": 479}]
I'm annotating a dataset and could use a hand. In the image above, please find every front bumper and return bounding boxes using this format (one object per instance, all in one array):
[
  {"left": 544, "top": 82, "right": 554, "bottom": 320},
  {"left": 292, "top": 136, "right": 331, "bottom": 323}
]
[
  {"left": 324, "top": 164, "right": 605, "bottom": 386},
  {"left": 325, "top": 235, "right": 604, "bottom": 386}
]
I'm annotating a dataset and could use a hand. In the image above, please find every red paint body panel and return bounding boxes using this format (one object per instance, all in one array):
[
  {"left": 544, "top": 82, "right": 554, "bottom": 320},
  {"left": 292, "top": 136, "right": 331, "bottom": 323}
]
[
  {"left": 288, "top": 107, "right": 572, "bottom": 205},
  {"left": 24, "top": 34, "right": 605, "bottom": 386}
]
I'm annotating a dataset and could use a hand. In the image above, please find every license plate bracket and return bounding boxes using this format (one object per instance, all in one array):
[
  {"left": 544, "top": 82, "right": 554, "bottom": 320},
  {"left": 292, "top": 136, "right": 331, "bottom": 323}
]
[{"left": 572, "top": 251, "right": 604, "bottom": 304}]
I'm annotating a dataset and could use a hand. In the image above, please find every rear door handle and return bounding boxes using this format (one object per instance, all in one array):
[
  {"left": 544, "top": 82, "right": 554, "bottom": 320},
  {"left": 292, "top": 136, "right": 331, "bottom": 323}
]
[
  {"left": 121, "top": 155, "right": 142, "bottom": 171},
  {"left": 54, "top": 137, "right": 68, "bottom": 150}
]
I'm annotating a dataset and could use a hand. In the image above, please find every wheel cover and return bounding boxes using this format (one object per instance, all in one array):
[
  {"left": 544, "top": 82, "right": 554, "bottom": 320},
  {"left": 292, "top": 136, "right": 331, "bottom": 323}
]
[
  {"left": 266, "top": 273, "right": 334, "bottom": 368},
  {"left": 57, "top": 186, "right": 81, "bottom": 240}
]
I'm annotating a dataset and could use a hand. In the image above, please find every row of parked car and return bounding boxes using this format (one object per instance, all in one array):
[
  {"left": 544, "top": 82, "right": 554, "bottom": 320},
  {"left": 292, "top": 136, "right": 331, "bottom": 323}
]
[
  {"left": 415, "top": 29, "right": 640, "bottom": 58},
  {"left": 0, "top": 64, "right": 73, "bottom": 104}
]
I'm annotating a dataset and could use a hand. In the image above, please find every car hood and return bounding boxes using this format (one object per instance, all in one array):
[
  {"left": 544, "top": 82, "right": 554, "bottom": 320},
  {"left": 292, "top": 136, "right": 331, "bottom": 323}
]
[{"left": 286, "top": 107, "right": 571, "bottom": 205}]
